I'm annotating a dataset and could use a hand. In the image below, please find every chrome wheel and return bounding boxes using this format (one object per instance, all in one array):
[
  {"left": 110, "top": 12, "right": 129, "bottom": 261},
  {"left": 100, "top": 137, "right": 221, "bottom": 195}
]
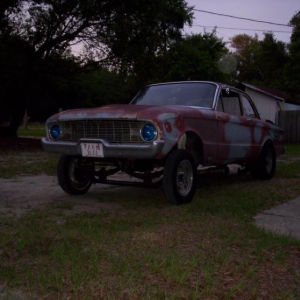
[
  {"left": 57, "top": 155, "right": 92, "bottom": 195},
  {"left": 265, "top": 148, "right": 274, "bottom": 174},
  {"left": 68, "top": 158, "right": 91, "bottom": 191},
  {"left": 177, "top": 159, "right": 194, "bottom": 196},
  {"left": 163, "top": 150, "right": 197, "bottom": 204}
]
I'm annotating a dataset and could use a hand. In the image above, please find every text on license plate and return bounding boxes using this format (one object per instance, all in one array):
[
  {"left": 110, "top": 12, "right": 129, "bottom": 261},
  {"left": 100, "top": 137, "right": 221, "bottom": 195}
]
[{"left": 81, "top": 143, "right": 104, "bottom": 157}]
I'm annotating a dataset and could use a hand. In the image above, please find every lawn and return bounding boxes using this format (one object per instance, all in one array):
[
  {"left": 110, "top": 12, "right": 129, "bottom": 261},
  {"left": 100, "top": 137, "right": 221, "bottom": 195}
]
[
  {"left": 17, "top": 123, "right": 46, "bottom": 137},
  {"left": 0, "top": 143, "right": 300, "bottom": 299}
]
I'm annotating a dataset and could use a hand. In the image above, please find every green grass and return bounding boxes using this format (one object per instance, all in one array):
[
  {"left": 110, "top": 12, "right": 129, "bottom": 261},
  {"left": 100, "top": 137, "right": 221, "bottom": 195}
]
[
  {"left": 0, "top": 152, "right": 58, "bottom": 178},
  {"left": 285, "top": 143, "right": 300, "bottom": 156},
  {"left": 17, "top": 123, "right": 46, "bottom": 137},
  {"left": 0, "top": 146, "right": 300, "bottom": 299}
]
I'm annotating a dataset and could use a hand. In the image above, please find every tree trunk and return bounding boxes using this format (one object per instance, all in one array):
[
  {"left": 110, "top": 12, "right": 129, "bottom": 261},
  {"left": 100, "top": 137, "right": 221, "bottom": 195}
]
[
  {"left": 0, "top": 108, "right": 26, "bottom": 138},
  {"left": 23, "top": 109, "right": 29, "bottom": 129}
]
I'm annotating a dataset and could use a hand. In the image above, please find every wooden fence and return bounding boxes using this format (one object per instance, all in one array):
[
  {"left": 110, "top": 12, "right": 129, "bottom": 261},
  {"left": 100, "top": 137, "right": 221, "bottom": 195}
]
[{"left": 278, "top": 110, "right": 300, "bottom": 143}]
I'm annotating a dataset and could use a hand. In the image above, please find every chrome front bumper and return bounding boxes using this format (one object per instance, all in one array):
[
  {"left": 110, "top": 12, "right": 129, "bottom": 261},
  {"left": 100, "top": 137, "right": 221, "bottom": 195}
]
[{"left": 41, "top": 138, "right": 165, "bottom": 159}]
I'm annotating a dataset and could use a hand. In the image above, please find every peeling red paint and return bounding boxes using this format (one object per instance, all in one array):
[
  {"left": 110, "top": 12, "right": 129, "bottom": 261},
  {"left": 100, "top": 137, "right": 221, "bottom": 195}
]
[
  {"left": 164, "top": 121, "right": 172, "bottom": 133},
  {"left": 175, "top": 116, "right": 184, "bottom": 131}
]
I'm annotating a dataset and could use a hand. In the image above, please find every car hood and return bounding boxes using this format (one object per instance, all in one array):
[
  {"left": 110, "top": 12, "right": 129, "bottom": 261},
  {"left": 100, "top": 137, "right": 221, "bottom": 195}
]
[{"left": 48, "top": 104, "right": 214, "bottom": 123}]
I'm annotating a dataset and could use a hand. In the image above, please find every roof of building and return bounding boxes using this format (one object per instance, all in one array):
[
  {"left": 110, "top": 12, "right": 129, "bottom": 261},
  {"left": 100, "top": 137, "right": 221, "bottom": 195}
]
[{"left": 238, "top": 82, "right": 300, "bottom": 106}]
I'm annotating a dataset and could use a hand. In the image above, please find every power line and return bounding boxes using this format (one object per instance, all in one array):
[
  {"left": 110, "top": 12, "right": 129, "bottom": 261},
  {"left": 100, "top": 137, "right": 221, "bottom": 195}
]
[
  {"left": 192, "top": 24, "right": 292, "bottom": 33},
  {"left": 192, "top": 8, "right": 294, "bottom": 27}
]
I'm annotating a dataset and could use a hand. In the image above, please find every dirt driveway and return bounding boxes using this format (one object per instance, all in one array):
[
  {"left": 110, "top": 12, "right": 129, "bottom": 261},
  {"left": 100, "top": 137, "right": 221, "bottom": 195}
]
[
  {"left": 0, "top": 175, "right": 125, "bottom": 218},
  {"left": 0, "top": 161, "right": 240, "bottom": 219}
]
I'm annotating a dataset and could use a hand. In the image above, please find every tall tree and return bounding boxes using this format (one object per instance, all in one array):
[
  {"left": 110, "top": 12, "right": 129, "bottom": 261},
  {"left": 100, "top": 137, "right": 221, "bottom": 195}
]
[
  {"left": 230, "top": 34, "right": 260, "bottom": 83},
  {"left": 230, "top": 33, "right": 288, "bottom": 89},
  {"left": 103, "top": 0, "right": 193, "bottom": 84},
  {"left": 256, "top": 33, "right": 288, "bottom": 88},
  {"left": 285, "top": 11, "right": 300, "bottom": 98},
  {"left": 0, "top": 36, "right": 36, "bottom": 137},
  {"left": 163, "top": 31, "right": 229, "bottom": 82}
]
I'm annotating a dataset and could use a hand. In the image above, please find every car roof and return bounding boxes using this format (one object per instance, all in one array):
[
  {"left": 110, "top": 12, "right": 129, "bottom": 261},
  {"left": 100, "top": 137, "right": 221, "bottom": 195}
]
[{"left": 146, "top": 81, "right": 222, "bottom": 87}]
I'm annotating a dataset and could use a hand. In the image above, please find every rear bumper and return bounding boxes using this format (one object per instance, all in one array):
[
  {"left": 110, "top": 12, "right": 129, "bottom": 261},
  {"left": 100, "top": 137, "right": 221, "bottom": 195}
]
[{"left": 41, "top": 138, "right": 165, "bottom": 159}]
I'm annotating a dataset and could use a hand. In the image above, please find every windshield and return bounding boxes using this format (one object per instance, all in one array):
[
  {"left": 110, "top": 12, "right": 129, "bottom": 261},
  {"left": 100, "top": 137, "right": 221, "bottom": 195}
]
[{"left": 131, "top": 82, "right": 217, "bottom": 108}]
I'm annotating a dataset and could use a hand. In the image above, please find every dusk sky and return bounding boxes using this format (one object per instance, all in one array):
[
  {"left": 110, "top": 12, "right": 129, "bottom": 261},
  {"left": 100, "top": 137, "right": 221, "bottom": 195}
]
[{"left": 185, "top": 0, "right": 299, "bottom": 45}]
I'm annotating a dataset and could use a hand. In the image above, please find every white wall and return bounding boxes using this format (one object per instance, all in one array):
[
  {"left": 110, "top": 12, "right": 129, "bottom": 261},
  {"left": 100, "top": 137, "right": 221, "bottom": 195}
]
[
  {"left": 284, "top": 103, "right": 300, "bottom": 111},
  {"left": 244, "top": 88, "right": 281, "bottom": 123}
]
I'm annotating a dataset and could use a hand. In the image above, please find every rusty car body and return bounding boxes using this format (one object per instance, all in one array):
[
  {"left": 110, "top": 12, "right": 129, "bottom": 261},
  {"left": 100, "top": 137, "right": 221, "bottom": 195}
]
[{"left": 42, "top": 81, "right": 285, "bottom": 204}]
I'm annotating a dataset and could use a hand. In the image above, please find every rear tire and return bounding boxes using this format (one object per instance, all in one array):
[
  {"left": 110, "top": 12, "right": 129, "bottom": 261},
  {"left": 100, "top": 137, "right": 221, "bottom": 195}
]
[
  {"left": 163, "top": 149, "right": 197, "bottom": 204},
  {"left": 57, "top": 155, "right": 92, "bottom": 195},
  {"left": 251, "top": 141, "right": 276, "bottom": 180}
]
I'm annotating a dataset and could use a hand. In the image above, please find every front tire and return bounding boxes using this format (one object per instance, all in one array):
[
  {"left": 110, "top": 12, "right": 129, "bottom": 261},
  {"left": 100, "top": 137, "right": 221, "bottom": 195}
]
[
  {"left": 251, "top": 141, "right": 276, "bottom": 180},
  {"left": 57, "top": 155, "right": 93, "bottom": 195},
  {"left": 163, "top": 149, "right": 197, "bottom": 204}
]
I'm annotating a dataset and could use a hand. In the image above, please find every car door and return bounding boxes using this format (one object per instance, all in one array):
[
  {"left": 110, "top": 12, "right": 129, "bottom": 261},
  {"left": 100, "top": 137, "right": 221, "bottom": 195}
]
[
  {"left": 239, "top": 93, "right": 263, "bottom": 158},
  {"left": 216, "top": 88, "right": 255, "bottom": 163}
]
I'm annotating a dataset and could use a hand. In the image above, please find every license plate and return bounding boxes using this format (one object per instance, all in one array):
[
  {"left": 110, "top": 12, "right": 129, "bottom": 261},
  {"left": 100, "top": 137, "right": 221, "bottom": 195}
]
[{"left": 81, "top": 143, "right": 104, "bottom": 157}]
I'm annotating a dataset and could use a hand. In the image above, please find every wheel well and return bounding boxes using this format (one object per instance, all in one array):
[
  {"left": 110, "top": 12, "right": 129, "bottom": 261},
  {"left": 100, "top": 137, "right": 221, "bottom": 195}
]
[
  {"left": 262, "top": 139, "right": 275, "bottom": 152},
  {"left": 177, "top": 132, "right": 203, "bottom": 165}
]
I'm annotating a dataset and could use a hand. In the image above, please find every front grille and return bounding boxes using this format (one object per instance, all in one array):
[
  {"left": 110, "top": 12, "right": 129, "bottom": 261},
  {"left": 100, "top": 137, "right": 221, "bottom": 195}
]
[{"left": 57, "top": 120, "right": 147, "bottom": 143}]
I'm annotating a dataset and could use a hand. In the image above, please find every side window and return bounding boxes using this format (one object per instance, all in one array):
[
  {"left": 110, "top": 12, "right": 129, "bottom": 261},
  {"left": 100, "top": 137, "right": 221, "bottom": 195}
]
[
  {"left": 222, "top": 91, "right": 242, "bottom": 115},
  {"left": 241, "top": 95, "right": 256, "bottom": 118}
]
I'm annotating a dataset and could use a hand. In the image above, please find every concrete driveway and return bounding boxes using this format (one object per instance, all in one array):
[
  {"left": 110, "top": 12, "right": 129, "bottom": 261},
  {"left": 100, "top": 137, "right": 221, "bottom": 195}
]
[{"left": 254, "top": 196, "right": 300, "bottom": 240}]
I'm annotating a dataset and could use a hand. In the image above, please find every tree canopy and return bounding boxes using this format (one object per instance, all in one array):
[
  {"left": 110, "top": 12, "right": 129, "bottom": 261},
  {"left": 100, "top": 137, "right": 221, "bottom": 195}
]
[
  {"left": 163, "top": 31, "right": 229, "bottom": 82},
  {"left": 0, "top": 0, "right": 193, "bottom": 137},
  {"left": 0, "top": 3, "right": 300, "bottom": 138},
  {"left": 285, "top": 11, "right": 300, "bottom": 99},
  {"left": 230, "top": 32, "right": 289, "bottom": 89}
]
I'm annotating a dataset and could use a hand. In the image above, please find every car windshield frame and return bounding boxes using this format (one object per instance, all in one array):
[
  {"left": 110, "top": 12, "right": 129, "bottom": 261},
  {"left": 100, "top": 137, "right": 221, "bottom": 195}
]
[{"left": 130, "top": 82, "right": 218, "bottom": 108}]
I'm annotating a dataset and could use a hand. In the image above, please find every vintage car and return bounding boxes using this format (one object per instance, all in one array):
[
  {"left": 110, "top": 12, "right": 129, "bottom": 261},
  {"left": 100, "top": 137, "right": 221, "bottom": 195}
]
[{"left": 42, "top": 81, "right": 284, "bottom": 204}]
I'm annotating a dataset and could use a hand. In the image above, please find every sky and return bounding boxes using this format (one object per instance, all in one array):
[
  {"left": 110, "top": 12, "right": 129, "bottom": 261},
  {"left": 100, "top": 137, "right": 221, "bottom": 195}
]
[{"left": 184, "top": 0, "right": 299, "bottom": 46}]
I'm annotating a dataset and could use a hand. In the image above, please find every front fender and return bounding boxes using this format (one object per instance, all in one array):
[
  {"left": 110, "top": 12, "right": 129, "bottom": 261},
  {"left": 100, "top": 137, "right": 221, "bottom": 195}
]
[{"left": 157, "top": 117, "right": 185, "bottom": 158}]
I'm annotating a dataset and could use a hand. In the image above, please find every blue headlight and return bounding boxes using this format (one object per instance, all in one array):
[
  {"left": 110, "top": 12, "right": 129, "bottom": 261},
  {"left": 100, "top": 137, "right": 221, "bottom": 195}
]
[
  {"left": 49, "top": 124, "right": 62, "bottom": 140},
  {"left": 141, "top": 123, "right": 157, "bottom": 141}
]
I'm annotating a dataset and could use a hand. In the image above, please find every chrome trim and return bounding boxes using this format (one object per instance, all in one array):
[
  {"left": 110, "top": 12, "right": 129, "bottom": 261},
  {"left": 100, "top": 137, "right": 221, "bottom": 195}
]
[{"left": 42, "top": 138, "right": 165, "bottom": 159}]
